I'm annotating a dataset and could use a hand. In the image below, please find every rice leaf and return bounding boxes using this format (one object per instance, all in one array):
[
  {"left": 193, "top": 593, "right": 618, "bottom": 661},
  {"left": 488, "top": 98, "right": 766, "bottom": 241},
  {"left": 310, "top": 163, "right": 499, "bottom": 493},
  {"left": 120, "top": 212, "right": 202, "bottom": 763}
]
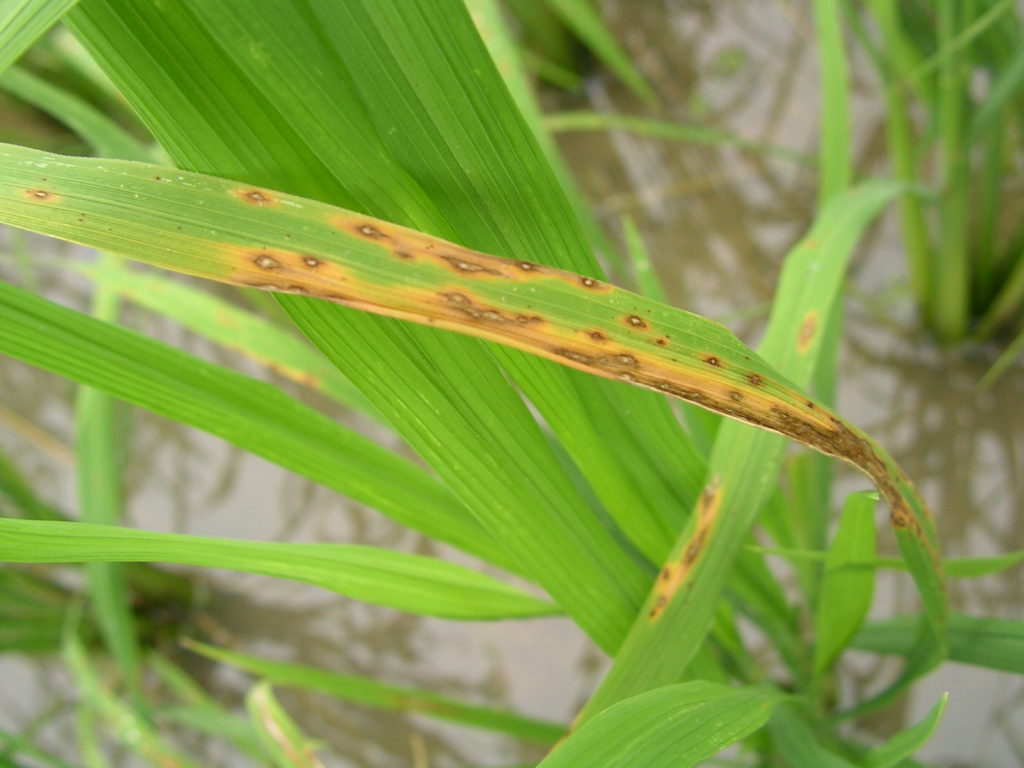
[
  {"left": 540, "top": 0, "right": 654, "bottom": 102},
  {"left": 575, "top": 180, "right": 944, "bottom": 718},
  {"left": 73, "top": 259, "right": 383, "bottom": 418},
  {"left": 863, "top": 693, "right": 947, "bottom": 768},
  {"left": 0, "top": 0, "right": 77, "bottom": 74},
  {"left": 0, "top": 279, "right": 511, "bottom": 571},
  {"left": 246, "top": 683, "right": 325, "bottom": 768},
  {"left": 185, "top": 639, "right": 565, "bottom": 745},
  {"left": 813, "top": 491, "right": 877, "bottom": 677},
  {"left": 64, "top": 0, "right": 657, "bottom": 650},
  {"left": 0, "top": 518, "right": 559, "bottom": 620},
  {"left": 852, "top": 613, "right": 1024, "bottom": 674},
  {"left": 536, "top": 682, "right": 779, "bottom": 767}
]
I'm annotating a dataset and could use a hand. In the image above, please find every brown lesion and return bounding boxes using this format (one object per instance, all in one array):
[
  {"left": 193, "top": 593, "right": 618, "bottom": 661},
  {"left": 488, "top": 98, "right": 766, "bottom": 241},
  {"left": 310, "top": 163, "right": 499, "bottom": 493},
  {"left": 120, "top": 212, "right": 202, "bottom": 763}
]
[
  {"left": 437, "top": 254, "right": 506, "bottom": 276},
  {"left": 231, "top": 188, "right": 277, "bottom": 206},
  {"left": 797, "top": 310, "right": 818, "bottom": 354},
  {"left": 704, "top": 355, "right": 722, "bottom": 367},
  {"left": 21, "top": 189, "right": 58, "bottom": 202},
  {"left": 624, "top": 314, "right": 648, "bottom": 329}
]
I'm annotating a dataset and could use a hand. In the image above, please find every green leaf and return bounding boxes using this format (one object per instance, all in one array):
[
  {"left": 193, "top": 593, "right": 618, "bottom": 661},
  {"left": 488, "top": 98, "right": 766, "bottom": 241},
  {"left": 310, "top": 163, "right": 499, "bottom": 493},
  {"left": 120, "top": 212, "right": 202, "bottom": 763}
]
[
  {"left": 769, "top": 703, "right": 860, "bottom": 768},
  {"left": 863, "top": 693, "right": 947, "bottom": 768},
  {"left": 74, "top": 259, "right": 383, "bottom": 419},
  {"left": 64, "top": 0, "right": 656, "bottom": 651},
  {"left": 0, "top": 147, "right": 936, "bottom": 572},
  {"left": 0, "top": 279, "right": 511, "bottom": 570},
  {"left": 577, "top": 180, "right": 945, "bottom": 719},
  {"left": 185, "top": 639, "right": 565, "bottom": 745},
  {"left": 544, "top": 112, "right": 812, "bottom": 165},
  {"left": 76, "top": 252, "right": 141, "bottom": 692},
  {"left": 0, "top": 0, "right": 77, "bottom": 74},
  {"left": 0, "top": 518, "right": 559, "bottom": 620},
  {"left": 246, "top": 683, "right": 325, "bottom": 768},
  {"left": 0, "top": 66, "right": 148, "bottom": 160},
  {"left": 536, "top": 682, "right": 779, "bottom": 767},
  {"left": 853, "top": 613, "right": 1024, "bottom": 674},
  {"left": 540, "top": 0, "right": 654, "bottom": 102},
  {"left": 813, "top": 491, "right": 877, "bottom": 676}
]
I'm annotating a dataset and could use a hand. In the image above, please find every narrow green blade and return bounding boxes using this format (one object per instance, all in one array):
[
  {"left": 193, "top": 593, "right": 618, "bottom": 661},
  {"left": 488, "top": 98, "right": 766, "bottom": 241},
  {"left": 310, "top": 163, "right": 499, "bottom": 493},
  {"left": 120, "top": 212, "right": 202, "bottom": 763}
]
[
  {"left": 0, "top": 518, "right": 559, "bottom": 620},
  {"left": 185, "top": 639, "right": 565, "bottom": 745},
  {"left": 0, "top": 279, "right": 510, "bottom": 570},
  {"left": 853, "top": 613, "right": 1024, "bottom": 674},
  {"left": 813, "top": 491, "right": 877, "bottom": 677},
  {"left": 536, "top": 682, "right": 779, "bottom": 767},
  {"left": 577, "top": 181, "right": 945, "bottom": 718},
  {"left": 64, "top": 0, "right": 654, "bottom": 651},
  {"left": 0, "top": 0, "right": 77, "bottom": 73}
]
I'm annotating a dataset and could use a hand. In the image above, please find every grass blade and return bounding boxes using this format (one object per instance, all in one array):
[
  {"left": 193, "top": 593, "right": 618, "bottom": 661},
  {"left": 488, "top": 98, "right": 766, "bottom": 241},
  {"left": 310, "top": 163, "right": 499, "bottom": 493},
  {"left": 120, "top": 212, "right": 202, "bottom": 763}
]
[
  {"left": 863, "top": 693, "right": 947, "bottom": 768},
  {"left": 246, "top": 683, "right": 325, "bottom": 768},
  {"left": 852, "top": 613, "right": 1024, "bottom": 674},
  {"left": 0, "top": 280, "right": 510, "bottom": 569},
  {"left": 812, "top": 491, "right": 877, "bottom": 678},
  {"left": 536, "top": 682, "right": 780, "bottom": 767},
  {"left": 76, "top": 252, "right": 141, "bottom": 691},
  {"left": 185, "top": 639, "right": 565, "bottom": 745},
  {"left": 0, "top": 0, "right": 77, "bottom": 73},
  {"left": 544, "top": 111, "right": 812, "bottom": 164},
  {"left": 575, "top": 181, "right": 945, "bottom": 719},
  {"left": 0, "top": 66, "right": 148, "bottom": 160},
  {"left": 64, "top": 0, "right": 658, "bottom": 651},
  {"left": 73, "top": 259, "right": 383, "bottom": 418},
  {"left": 0, "top": 518, "right": 559, "bottom": 620},
  {"left": 540, "top": 0, "right": 654, "bottom": 103},
  {"left": 0, "top": 147, "right": 940, "bottom": 555}
]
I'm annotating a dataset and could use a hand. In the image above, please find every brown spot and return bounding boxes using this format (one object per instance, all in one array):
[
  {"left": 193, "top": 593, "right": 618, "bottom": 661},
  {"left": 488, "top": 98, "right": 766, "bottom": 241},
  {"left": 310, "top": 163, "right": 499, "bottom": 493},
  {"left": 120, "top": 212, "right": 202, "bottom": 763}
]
[
  {"left": 625, "top": 315, "right": 648, "bottom": 329},
  {"left": 704, "top": 355, "right": 721, "bottom": 367},
  {"left": 353, "top": 222, "right": 387, "bottom": 239},
  {"left": 890, "top": 503, "right": 912, "bottom": 529},
  {"left": 747, "top": 373, "right": 763, "bottom": 386},
  {"left": 438, "top": 254, "right": 503, "bottom": 276},
  {"left": 22, "top": 189, "right": 57, "bottom": 202},
  {"left": 683, "top": 528, "right": 708, "bottom": 564},
  {"left": 587, "top": 330, "right": 609, "bottom": 342},
  {"left": 302, "top": 256, "right": 320, "bottom": 268},
  {"left": 610, "top": 354, "right": 638, "bottom": 367},
  {"left": 230, "top": 188, "right": 277, "bottom": 206},
  {"left": 517, "top": 261, "right": 539, "bottom": 271},
  {"left": 659, "top": 566, "right": 672, "bottom": 582},
  {"left": 580, "top": 276, "right": 600, "bottom": 289},
  {"left": 648, "top": 595, "right": 668, "bottom": 619},
  {"left": 442, "top": 292, "right": 470, "bottom": 305},
  {"left": 153, "top": 176, "right": 162, "bottom": 181},
  {"left": 253, "top": 255, "right": 280, "bottom": 270},
  {"left": 393, "top": 250, "right": 413, "bottom": 260},
  {"left": 552, "top": 348, "right": 594, "bottom": 365},
  {"left": 655, "top": 338, "right": 668, "bottom": 346},
  {"left": 797, "top": 311, "right": 818, "bottom": 353},
  {"left": 515, "top": 314, "right": 543, "bottom": 325}
]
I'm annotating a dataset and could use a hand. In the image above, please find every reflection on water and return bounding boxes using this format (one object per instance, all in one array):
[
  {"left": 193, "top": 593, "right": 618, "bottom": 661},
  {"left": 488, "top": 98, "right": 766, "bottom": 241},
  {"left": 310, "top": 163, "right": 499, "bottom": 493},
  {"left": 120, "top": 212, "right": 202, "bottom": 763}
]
[{"left": 1, "top": 2, "right": 1022, "bottom": 767}]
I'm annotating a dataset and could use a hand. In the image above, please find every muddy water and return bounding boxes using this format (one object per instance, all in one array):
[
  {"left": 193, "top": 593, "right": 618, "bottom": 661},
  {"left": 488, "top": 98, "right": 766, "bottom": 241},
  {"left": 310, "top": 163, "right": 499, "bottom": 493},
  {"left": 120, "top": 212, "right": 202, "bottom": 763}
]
[{"left": 2, "top": 2, "right": 1022, "bottom": 767}]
